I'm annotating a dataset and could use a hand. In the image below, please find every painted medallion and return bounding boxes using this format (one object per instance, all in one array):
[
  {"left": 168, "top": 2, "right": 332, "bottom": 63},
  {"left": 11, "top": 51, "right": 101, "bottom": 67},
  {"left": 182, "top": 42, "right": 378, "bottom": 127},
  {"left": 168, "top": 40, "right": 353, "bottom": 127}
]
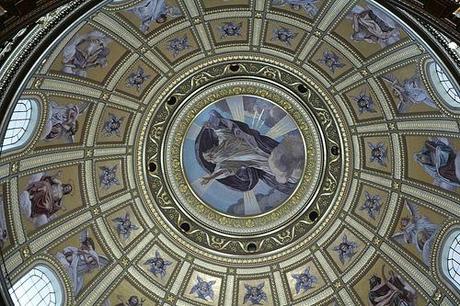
[{"left": 182, "top": 95, "right": 305, "bottom": 217}]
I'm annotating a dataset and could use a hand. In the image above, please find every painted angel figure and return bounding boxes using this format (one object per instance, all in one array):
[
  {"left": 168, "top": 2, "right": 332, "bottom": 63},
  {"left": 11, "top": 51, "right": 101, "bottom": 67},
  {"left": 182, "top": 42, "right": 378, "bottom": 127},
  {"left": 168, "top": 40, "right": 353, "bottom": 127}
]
[
  {"left": 218, "top": 22, "right": 242, "bottom": 38},
  {"left": 415, "top": 137, "right": 460, "bottom": 191},
  {"left": 392, "top": 200, "right": 439, "bottom": 265},
  {"left": 112, "top": 212, "right": 139, "bottom": 240},
  {"left": 55, "top": 230, "right": 109, "bottom": 296},
  {"left": 243, "top": 282, "right": 268, "bottom": 305},
  {"left": 360, "top": 192, "right": 382, "bottom": 220},
  {"left": 144, "top": 250, "right": 172, "bottom": 278},
  {"left": 368, "top": 265, "right": 417, "bottom": 306},
  {"left": 292, "top": 267, "right": 317, "bottom": 294},
  {"left": 42, "top": 101, "right": 89, "bottom": 143},
  {"left": 114, "top": 295, "right": 145, "bottom": 306},
  {"left": 62, "top": 31, "right": 111, "bottom": 77},
  {"left": 99, "top": 165, "right": 120, "bottom": 189},
  {"left": 319, "top": 50, "right": 345, "bottom": 73},
  {"left": 127, "top": 67, "right": 150, "bottom": 91},
  {"left": 19, "top": 171, "right": 72, "bottom": 228},
  {"left": 272, "top": 27, "right": 298, "bottom": 46},
  {"left": 196, "top": 110, "right": 298, "bottom": 194},
  {"left": 348, "top": 4, "right": 401, "bottom": 48},
  {"left": 271, "top": 0, "right": 320, "bottom": 17},
  {"left": 368, "top": 142, "right": 387, "bottom": 166},
  {"left": 333, "top": 234, "right": 358, "bottom": 264},
  {"left": 102, "top": 113, "right": 124, "bottom": 137},
  {"left": 167, "top": 35, "right": 190, "bottom": 57},
  {"left": 382, "top": 74, "right": 436, "bottom": 113},
  {"left": 353, "top": 91, "right": 376, "bottom": 113},
  {"left": 190, "top": 276, "right": 215, "bottom": 301},
  {"left": 128, "top": 0, "right": 182, "bottom": 33}
]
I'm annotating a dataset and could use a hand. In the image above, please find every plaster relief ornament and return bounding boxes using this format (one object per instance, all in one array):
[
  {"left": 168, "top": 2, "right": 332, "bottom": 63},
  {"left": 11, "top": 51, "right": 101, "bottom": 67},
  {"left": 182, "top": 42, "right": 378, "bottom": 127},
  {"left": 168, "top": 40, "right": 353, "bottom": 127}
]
[
  {"left": 243, "top": 282, "right": 268, "bottom": 305},
  {"left": 272, "top": 27, "right": 298, "bottom": 46},
  {"left": 102, "top": 113, "right": 125, "bottom": 137},
  {"left": 190, "top": 276, "right": 216, "bottom": 301},
  {"left": 167, "top": 35, "right": 190, "bottom": 57},
  {"left": 128, "top": 0, "right": 182, "bottom": 33},
  {"left": 368, "top": 265, "right": 417, "bottom": 305},
  {"left": 382, "top": 74, "right": 437, "bottom": 113},
  {"left": 368, "top": 142, "right": 387, "bottom": 166},
  {"left": 114, "top": 295, "right": 145, "bottom": 306},
  {"left": 144, "top": 250, "right": 172, "bottom": 278},
  {"left": 62, "top": 31, "right": 111, "bottom": 77},
  {"left": 99, "top": 165, "right": 120, "bottom": 189},
  {"left": 112, "top": 212, "right": 139, "bottom": 240},
  {"left": 414, "top": 137, "right": 460, "bottom": 191},
  {"left": 360, "top": 192, "right": 382, "bottom": 220},
  {"left": 271, "top": 0, "right": 320, "bottom": 17},
  {"left": 185, "top": 96, "right": 305, "bottom": 216},
  {"left": 292, "top": 267, "right": 317, "bottom": 294},
  {"left": 348, "top": 4, "right": 401, "bottom": 48},
  {"left": 0, "top": 196, "right": 8, "bottom": 248},
  {"left": 319, "top": 50, "right": 345, "bottom": 73},
  {"left": 19, "top": 171, "right": 72, "bottom": 228},
  {"left": 333, "top": 234, "right": 358, "bottom": 264},
  {"left": 353, "top": 92, "right": 376, "bottom": 114},
  {"left": 55, "top": 230, "right": 109, "bottom": 296},
  {"left": 218, "top": 21, "right": 242, "bottom": 38},
  {"left": 42, "top": 101, "right": 89, "bottom": 143},
  {"left": 392, "top": 200, "right": 439, "bottom": 266},
  {"left": 127, "top": 67, "right": 151, "bottom": 90}
]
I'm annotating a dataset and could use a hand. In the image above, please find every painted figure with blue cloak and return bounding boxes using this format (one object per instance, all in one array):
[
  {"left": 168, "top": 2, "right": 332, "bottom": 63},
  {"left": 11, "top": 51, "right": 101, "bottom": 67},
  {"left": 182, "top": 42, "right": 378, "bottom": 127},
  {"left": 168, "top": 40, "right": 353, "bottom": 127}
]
[{"left": 195, "top": 110, "right": 301, "bottom": 194}]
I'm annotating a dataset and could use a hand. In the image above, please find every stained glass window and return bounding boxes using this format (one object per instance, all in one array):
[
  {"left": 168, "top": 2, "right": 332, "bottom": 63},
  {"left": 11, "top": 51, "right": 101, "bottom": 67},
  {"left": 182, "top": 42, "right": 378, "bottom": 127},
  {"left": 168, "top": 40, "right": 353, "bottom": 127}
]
[
  {"left": 8, "top": 265, "right": 63, "bottom": 306},
  {"left": 1, "top": 99, "right": 38, "bottom": 153}
]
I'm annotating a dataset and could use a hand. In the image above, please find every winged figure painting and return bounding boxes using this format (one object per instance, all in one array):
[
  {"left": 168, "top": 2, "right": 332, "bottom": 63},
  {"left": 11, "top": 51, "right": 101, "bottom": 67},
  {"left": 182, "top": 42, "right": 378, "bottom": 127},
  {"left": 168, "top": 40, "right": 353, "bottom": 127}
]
[
  {"left": 41, "top": 101, "right": 89, "bottom": 143},
  {"left": 55, "top": 230, "right": 109, "bottom": 296},
  {"left": 392, "top": 200, "right": 439, "bottom": 265},
  {"left": 382, "top": 74, "right": 436, "bottom": 113}
]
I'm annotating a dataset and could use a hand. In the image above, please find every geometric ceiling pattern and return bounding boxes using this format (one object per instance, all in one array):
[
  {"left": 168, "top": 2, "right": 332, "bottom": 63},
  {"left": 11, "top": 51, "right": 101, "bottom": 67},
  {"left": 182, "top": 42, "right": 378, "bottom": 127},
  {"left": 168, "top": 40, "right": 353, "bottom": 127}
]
[{"left": 0, "top": 0, "right": 460, "bottom": 305}]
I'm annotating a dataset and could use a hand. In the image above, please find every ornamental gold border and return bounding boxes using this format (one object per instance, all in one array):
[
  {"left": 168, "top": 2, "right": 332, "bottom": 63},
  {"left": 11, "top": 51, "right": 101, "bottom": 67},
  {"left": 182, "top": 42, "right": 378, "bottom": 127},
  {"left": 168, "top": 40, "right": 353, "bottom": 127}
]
[
  {"left": 138, "top": 57, "right": 349, "bottom": 255},
  {"left": 164, "top": 81, "right": 322, "bottom": 233}
]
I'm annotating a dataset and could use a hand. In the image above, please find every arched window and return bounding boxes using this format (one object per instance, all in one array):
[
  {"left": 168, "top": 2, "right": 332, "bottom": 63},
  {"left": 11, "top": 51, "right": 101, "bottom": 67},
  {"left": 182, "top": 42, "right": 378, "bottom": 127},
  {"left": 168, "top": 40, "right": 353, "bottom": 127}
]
[
  {"left": 8, "top": 265, "right": 63, "bottom": 306},
  {"left": 427, "top": 61, "right": 460, "bottom": 110},
  {"left": 441, "top": 229, "right": 460, "bottom": 292},
  {"left": 435, "top": 64, "right": 460, "bottom": 104},
  {"left": 1, "top": 98, "right": 39, "bottom": 153}
]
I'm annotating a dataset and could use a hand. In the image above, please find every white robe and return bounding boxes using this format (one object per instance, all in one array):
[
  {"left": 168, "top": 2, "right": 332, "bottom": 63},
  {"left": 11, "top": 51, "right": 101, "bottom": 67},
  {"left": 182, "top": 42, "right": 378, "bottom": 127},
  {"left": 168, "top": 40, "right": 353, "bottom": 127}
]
[{"left": 56, "top": 247, "right": 102, "bottom": 295}]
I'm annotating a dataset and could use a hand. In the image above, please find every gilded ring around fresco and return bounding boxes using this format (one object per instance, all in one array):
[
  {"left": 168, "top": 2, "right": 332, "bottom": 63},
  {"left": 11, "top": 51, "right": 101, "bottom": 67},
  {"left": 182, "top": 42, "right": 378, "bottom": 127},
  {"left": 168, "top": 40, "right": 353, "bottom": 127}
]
[
  {"left": 182, "top": 94, "right": 306, "bottom": 217},
  {"left": 140, "top": 58, "right": 347, "bottom": 254},
  {"left": 164, "top": 80, "right": 323, "bottom": 235}
]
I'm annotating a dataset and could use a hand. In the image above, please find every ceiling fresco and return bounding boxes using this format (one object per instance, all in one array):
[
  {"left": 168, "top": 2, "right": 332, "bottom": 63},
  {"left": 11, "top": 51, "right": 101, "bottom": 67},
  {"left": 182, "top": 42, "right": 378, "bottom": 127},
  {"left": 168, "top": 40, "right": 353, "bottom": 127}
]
[{"left": 0, "top": 0, "right": 460, "bottom": 305}]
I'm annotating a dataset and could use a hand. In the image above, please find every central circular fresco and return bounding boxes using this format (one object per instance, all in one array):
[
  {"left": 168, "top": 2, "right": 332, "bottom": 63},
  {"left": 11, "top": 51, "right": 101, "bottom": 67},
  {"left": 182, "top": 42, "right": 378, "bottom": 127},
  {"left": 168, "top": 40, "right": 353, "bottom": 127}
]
[
  {"left": 182, "top": 94, "right": 306, "bottom": 217},
  {"left": 140, "top": 58, "right": 348, "bottom": 255}
]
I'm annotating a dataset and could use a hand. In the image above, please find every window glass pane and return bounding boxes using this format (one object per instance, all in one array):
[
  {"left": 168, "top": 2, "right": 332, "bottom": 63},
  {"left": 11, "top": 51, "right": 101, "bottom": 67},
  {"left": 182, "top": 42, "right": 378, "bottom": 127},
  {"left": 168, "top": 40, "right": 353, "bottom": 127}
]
[
  {"left": 446, "top": 232, "right": 460, "bottom": 289},
  {"left": 8, "top": 265, "right": 61, "bottom": 306},
  {"left": 434, "top": 64, "right": 460, "bottom": 106},
  {"left": 1, "top": 98, "right": 38, "bottom": 153}
]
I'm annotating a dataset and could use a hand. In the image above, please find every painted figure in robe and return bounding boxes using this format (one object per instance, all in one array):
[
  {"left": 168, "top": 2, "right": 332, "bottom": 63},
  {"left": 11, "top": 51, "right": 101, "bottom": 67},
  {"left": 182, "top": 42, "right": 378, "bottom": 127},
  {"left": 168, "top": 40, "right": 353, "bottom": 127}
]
[
  {"left": 42, "top": 102, "right": 89, "bottom": 143},
  {"left": 55, "top": 230, "right": 108, "bottom": 296},
  {"left": 415, "top": 137, "right": 460, "bottom": 191},
  {"left": 196, "top": 110, "right": 301, "bottom": 194},
  {"left": 19, "top": 172, "right": 72, "bottom": 227}
]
